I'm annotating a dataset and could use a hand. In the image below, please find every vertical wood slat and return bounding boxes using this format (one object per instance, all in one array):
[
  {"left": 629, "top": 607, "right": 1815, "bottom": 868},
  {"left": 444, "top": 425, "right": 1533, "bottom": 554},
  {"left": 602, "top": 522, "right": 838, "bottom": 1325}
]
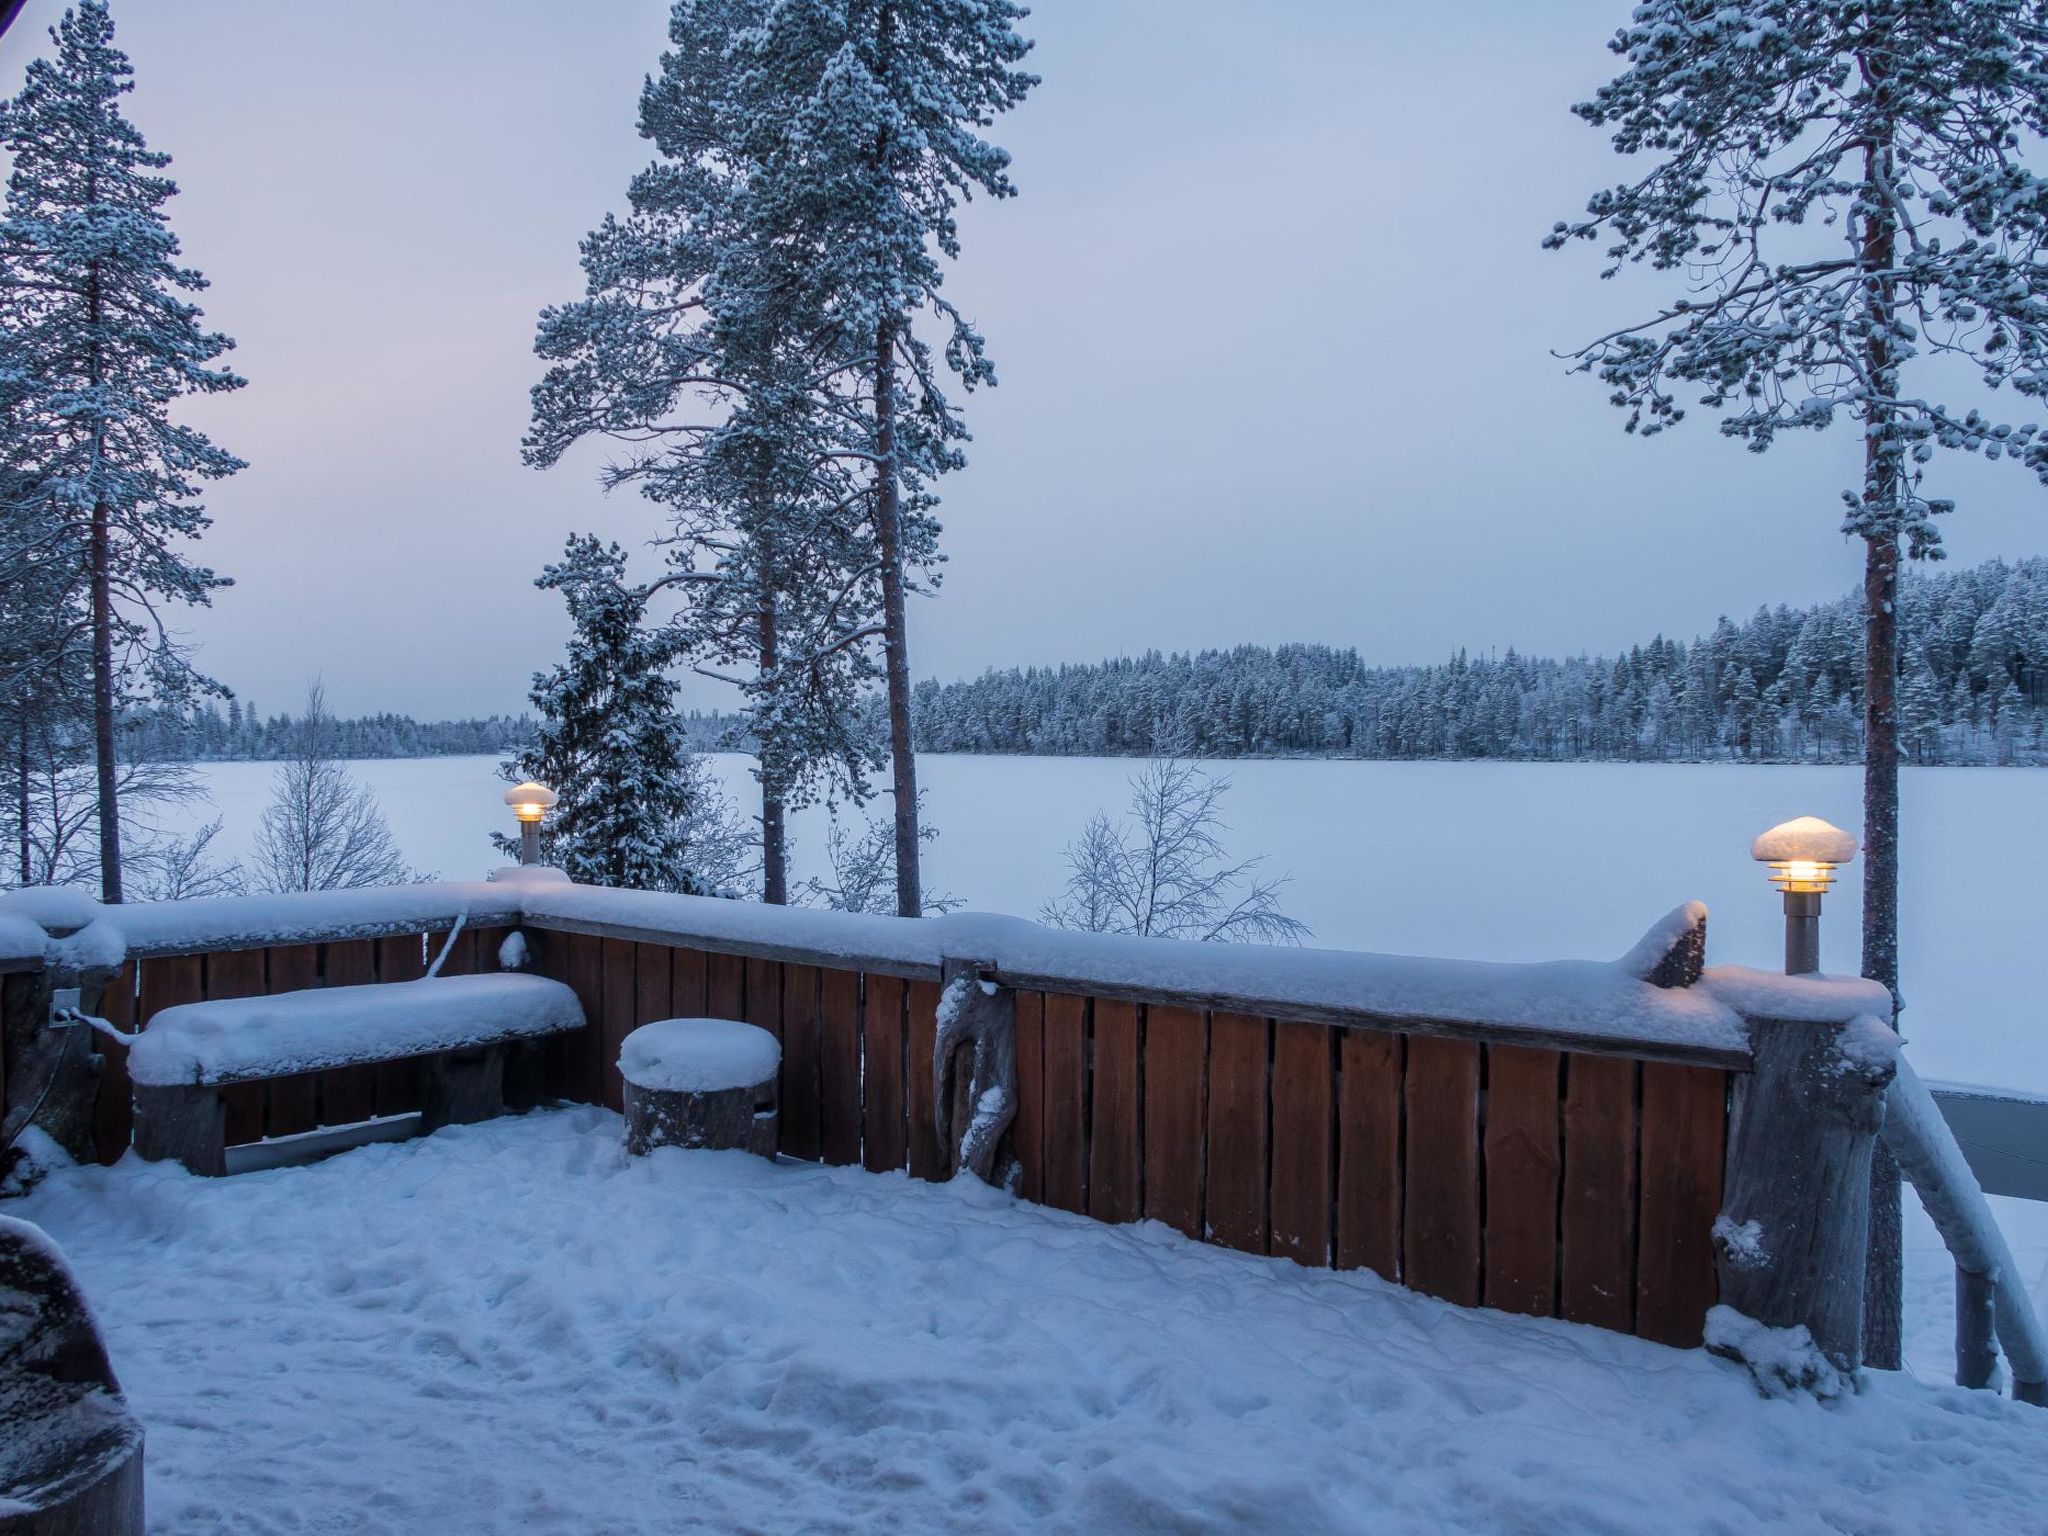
[
  {"left": 1011, "top": 991, "right": 1046, "bottom": 1204},
  {"left": 905, "top": 979, "right": 943, "bottom": 1182},
  {"left": 1335, "top": 1028, "right": 1402, "bottom": 1280},
  {"left": 92, "top": 961, "right": 138, "bottom": 1164},
  {"left": 598, "top": 939, "right": 638, "bottom": 1112},
  {"left": 1140, "top": 1005, "right": 1204, "bottom": 1240},
  {"left": 1087, "top": 999, "right": 1141, "bottom": 1223},
  {"left": 430, "top": 926, "right": 479, "bottom": 980},
  {"left": 780, "top": 965, "right": 823, "bottom": 1162},
  {"left": 741, "top": 958, "right": 784, "bottom": 1150},
  {"left": 707, "top": 952, "right": 744, "bottom": 1025},
  {"left": 861, "top": 974, "right": 907, "bottom": 1173},
  {"left": 1635, "top": 1063, "right": 1727, "bottom": 1347},
  {"left": 1205, "top": 1012, "right": 1269, "bottom": 1254},
  {"left": 1269, "top": 1020, "right": 1333, "bottom": 1266},
  {"left": 1483, "top": 1045, "right": 1562, "bottom": 1318},
  {"left": 320, "top": 940, "right": 378, "bottom": 1125},
  {"left": 205, "top": 949, "right": 267, "bottom": 1146},
  {"left": 670, "top": 947, "right": 708, "bottom": 1019},
  {"left": 373, "top": 935, "right": 428, "bottom": 1115},
  {"left": 263, "top": 945, "right": 322, "bottom": 1138},
  {"left": 1560, "top": 1054, "right": 1638, "bottom": 1333},
  {"left": 558, "top": 933, "right": 605, "bottom": 1106},
  {"left": 816, "top": 967, "right": 863, "bottom": 1167},
  {"left": 1038, "top": 993, "right": 1087, "bottom": 1214},
  {"left": 1403, "top": 1036, "right": 1481, "bottom": 1307}
]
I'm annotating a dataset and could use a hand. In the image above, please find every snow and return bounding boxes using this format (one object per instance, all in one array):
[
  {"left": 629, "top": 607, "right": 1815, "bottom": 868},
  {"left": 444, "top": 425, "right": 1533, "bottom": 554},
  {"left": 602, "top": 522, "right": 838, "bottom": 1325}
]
[
  {"left": 618, "top": 1019, "right": 779, "bottom": 1093},
  {"left": 1750, "top": 815, "right": 1860, "bottom": 864},
  {"left": 1703, "top": 1306, "right": 1851, "bottom": 1399},
  {"left": 111, "top": 881, "right": 524, "bottom": 958},
  {"left": 125, "top": 974, "right": 584, "bottom": 1087},
  {"left": 0, "top": 886, "right": 100, "bottom": 935},
  {"left": 1614, "top": 898, "right": 1705, "bottom": 980},
  {"left": 5, "top": 1111, "right": 2044, "bottom": 1534},
  {"left": 155, "top": 754, "right": 2048, "bottom": 1090},
  {"left": 1699, "top": 964, "right": 1896, "bottom": 1024}
]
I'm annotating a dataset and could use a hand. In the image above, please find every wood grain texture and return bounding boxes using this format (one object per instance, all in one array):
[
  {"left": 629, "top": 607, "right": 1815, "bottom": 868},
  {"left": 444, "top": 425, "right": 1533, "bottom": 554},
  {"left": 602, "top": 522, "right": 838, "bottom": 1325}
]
[
  {"left": 317, "top": 940, "right": 379, "bottom": 1125},
  {"left": 779, "top": 964, "right": 823, "bottom": 1162},
  {"left": 1087, "top": 999, "right": 1141, "bottom": 1223},
  {"left": 599, "top": 939, "right": 637, "bottom": 1112},
  {"left": 205, "top": 948, "right": 267, "bottom": 1145},
  {"left": 1402, "top": 1036, "right": 1481, "bottom": 1307},
  {"left": 1011, "top": 991, "right": 1046, "bottom": 1204},
  {"left": 669, "top": 946, "right": 708, "bottom": 1019},
  {"left": 1483, "top": 1045, "right": 1562, "bottom": 1318},
  {"left": 1039, "top": 993, "right": 1088, "bottom": 1215},
  {"left": 373, "top": 935, "right": 429, "bottom": 1115},
  {"left": 1636, "top": 1063, "right": 1726, "bottom": 1347},
  {"left": 1335, "top": 1028, "right": 1402, "bottom": 1280},
  {"left": 707, "top": 951, "right": 744, "bottom": 1024},
  {"left": 1205, "top": 1012, "right": 1269, "bottom": 1255},
  {"left": 560, "top": 933, "right": 605, "bottom": 1107},
  {"left": 262, "top": 945, "right": 321, "bottom": 1136},
  {"left": 91, "top": 961, "right": 138, "bottom": 1164},
  {"left": 906, "top": 979, "right": 944, "bottom": 1182},
  {"left": 817, "top": 967, "right": 863, "bottom": 1167},
  {"left": 1560, "top": 1053, "right": 1638, "bottom": 1333},
  {"left": 1269, "top": 1020, "right": 1333, "bottom": 1267},
  {"left": 861, "top": 973, "right": 907, "bottom": 1173},
  {"left": 1141, "top": 1005, "right": 1204, "bottom": 1239}
]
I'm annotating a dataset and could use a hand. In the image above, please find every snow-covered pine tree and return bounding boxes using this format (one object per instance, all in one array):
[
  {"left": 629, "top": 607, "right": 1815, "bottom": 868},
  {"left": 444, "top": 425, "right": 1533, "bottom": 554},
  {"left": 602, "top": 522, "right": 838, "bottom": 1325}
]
[
  {"left": 0, "top": 0, "right": 244, "bottom": 901},
  {"left": 1548, "top": 0, "right": 2048, "bottom": 1367},
  {"left": 500, "top": 536, "right": 744, "bottom": 894}
]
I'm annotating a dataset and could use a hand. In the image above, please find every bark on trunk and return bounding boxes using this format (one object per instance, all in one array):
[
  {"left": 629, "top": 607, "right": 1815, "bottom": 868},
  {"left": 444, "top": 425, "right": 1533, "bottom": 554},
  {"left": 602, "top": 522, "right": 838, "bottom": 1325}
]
[
  {"left": 89, "top": 498, "right": 120, "bottom": 904},
  {"left": 873, "top": 314, "right": 922, "bottom": 918},
  {"left": 15, "top": 727, "right": 30, "bottom": 886},
  {"left": 758, "top": 590, "right": 787, "bottom": 906}
]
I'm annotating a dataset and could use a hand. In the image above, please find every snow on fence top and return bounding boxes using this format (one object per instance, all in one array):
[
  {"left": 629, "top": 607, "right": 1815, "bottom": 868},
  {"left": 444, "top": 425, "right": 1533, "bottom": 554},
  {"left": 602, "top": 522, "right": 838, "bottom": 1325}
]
[
  {"left": 127, "top": 974, "right": 584, "bottom": 1087},
  {"left": 3, "top": 872, "right": 1900, "bottom": 1066}
]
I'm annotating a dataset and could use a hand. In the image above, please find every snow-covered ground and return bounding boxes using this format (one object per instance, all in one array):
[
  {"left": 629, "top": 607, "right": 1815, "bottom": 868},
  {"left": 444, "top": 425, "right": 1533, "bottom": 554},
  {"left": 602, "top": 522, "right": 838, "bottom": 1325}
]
[
  {"left": 174, "top": 753, "right": 2048, "bottom": 1090},
  {"left": 16, "top": 1108, "right": 2048, "bottom": 1536}
]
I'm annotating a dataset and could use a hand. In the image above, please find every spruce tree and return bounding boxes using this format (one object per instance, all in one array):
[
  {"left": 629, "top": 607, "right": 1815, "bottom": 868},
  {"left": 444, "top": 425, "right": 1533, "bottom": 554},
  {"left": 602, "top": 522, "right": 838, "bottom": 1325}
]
[
  {"left": 0, "top": 0, "right": 244, "bottom": 900},
  {"left": 500, "top": 536, "right": 735, "bottom": 894}
]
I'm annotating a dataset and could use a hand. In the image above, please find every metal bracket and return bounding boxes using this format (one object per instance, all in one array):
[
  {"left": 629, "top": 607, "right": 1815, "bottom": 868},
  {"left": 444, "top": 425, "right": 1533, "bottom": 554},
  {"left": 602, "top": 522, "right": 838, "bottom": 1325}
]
[{"left": 47, "top": 986, "right": 82, "bottom": 1028}]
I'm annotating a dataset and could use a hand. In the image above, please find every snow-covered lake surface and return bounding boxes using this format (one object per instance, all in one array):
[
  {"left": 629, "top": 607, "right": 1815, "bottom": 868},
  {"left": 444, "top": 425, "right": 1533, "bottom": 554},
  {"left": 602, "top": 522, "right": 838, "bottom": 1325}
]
[
  {"left": 18, "top": 1108, "right": 2048, "bottom": 1536},
  {"left": 172, "top": 753, "right": 2048, "bottom": 1092}
]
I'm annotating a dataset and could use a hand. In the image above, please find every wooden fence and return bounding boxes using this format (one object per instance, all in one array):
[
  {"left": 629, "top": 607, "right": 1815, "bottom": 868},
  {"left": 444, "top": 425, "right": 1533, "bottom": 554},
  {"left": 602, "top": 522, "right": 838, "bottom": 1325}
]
[{"left": 73, "top": 919, "right": 1729, "bottom": 1351}]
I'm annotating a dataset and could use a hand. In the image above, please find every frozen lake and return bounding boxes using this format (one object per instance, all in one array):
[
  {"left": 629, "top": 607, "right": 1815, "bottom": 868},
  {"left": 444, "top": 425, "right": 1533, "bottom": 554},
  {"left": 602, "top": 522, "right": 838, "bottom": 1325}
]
[{"left": 169, "top": 753, "right": 2046, "bottom": 1092}]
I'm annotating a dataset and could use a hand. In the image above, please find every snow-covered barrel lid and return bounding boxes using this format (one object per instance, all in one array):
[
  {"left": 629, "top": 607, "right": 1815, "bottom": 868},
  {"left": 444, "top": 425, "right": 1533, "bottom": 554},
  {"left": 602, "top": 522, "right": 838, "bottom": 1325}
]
[
  {"left": 620, "top": 1018, "right": 780, "bottom": 1094},
  {"left": 1749, "top": 816, "right": 1858, "bottom": 865},
  {"left": 0, "top": 885, "right": 102, "bottom": 938}
]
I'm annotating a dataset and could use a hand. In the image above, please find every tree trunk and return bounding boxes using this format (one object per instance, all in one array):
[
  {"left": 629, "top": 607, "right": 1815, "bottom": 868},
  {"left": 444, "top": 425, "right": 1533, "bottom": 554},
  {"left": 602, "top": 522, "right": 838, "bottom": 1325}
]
[
  {"left": 90, "top": 496, "right": 120, "bottom": 904},
  {"left": 872, "top": 314, "right": 922, "bottom": 918},
  {"left": 758, "top": 591, "right": 787, "bottom": 906},
  {"left": 15, "top": 726, "right": 30, "bottom": 886}
]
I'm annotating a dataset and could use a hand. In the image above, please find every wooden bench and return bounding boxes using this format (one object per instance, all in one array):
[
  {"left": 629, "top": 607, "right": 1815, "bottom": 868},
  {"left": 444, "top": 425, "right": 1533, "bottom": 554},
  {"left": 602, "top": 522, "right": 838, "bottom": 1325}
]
[{"left": 127, "top": 973, "right": 585, "bottom": 1176}]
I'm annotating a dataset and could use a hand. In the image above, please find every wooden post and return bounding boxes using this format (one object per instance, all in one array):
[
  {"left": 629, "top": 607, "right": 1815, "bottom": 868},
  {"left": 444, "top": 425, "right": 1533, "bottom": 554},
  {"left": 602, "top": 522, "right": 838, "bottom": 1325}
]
[
  {"left": 132, "top": 1081, "right": 228, "bottom": 1177},
  {"left": 1712, "top": 1014, "right": 1894, "bottom": 1387},
  {"left": 933, "top": 958, "right": 1016, "bottom": 1186},
  {"left": 1956, "top": 1265, "right": 1999, "bottom": 1391}
]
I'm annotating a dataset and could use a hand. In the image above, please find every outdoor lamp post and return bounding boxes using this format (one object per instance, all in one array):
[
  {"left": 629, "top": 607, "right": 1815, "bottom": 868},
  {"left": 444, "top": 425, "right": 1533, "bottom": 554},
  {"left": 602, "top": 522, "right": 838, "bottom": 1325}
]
[
  {"left": 505, "top": 781, "right": 558, "bottom": 866},
  {"left": 1751, "top": 816, "right": 1858, "bottom": 976}
]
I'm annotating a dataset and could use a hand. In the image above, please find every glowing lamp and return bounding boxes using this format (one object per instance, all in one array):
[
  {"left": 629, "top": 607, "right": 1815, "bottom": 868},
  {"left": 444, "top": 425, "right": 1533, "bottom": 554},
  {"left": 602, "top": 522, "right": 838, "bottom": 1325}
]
[
  {"left": 1750, "top": 816, "right": 1857, "bottom": 975},
  {"left": 504, "top": 781, "right": 558, "bottom": 864}
]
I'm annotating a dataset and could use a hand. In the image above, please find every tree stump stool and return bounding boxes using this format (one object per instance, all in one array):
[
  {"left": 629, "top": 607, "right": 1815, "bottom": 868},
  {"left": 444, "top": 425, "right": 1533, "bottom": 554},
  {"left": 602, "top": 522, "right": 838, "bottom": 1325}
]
[{"left": 619, "top": 1019, "right": 780, "bottom": 1158}]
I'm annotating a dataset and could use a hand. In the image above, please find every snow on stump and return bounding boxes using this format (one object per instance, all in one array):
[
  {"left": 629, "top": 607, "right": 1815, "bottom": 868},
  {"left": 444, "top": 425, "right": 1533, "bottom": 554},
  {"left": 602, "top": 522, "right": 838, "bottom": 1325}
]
[
  {"left": 619, "top": 1020, "right": 779, "bottom": 1159},
  {"left": 0, "top": 1217, "right": 144, "bottom": 1536},
  {"left": 128, "top": 974, "right": 585, "bottom": 1176}
]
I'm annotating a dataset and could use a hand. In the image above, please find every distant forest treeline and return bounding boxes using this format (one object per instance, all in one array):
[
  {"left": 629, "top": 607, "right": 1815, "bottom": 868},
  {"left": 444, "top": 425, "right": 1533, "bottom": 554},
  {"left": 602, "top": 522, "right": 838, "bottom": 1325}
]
[
  {"left": 138, "top": 557, "right": 2048, "bottom": 768},
  {"left": 912, "top": 557, "right": 2048, "bottom": 766}
]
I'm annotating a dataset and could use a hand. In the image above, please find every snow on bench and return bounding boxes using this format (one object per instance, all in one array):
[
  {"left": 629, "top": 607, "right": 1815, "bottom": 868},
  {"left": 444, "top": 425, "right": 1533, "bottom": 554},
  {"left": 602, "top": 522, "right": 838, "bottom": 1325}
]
[{"left": 128, "top": 974, "right": 584, "bottom": 1088}]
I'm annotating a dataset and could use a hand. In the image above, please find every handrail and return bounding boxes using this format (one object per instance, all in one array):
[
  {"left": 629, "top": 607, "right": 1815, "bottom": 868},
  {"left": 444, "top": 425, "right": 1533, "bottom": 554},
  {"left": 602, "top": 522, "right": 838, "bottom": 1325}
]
[{"left": 1886, "top": 1053, "right": 2048, "bottom": 1404}]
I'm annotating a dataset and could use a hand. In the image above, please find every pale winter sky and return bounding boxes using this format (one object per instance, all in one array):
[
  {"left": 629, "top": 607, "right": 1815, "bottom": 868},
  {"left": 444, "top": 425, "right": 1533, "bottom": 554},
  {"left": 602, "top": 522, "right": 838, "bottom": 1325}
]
[{"left": 6, "top": 0, "right": 2048, "bottom": 719}]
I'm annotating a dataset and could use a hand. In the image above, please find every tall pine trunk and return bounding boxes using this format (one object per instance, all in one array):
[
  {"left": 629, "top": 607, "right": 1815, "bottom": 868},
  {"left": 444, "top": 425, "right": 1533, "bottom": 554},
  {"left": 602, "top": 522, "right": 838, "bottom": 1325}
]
[
  {"left": 1859, "top": 55, "right": 1902, "bottom": 1369},
  {"left": 90, "top": 494, "right": 121, "bottom": 902},
  {"left": 15, "top": 725, "right": 30, "bottom": 886},
  {"left": 873, "top": 314, "right": 922, "bottom": 917},
  {"left": 758, "top": 588, "right": 787, "bottom": 905}
]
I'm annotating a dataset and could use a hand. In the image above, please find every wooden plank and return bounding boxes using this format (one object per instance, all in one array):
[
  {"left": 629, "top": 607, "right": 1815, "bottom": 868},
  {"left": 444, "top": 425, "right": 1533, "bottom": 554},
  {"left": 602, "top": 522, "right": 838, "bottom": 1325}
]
[
  {"left": 561, "top": 933, "right": 605, "bottom": 1106},
  {"left": 707, "top": 951, "right": 744, "bottom": 1023},
  {"left": 1087, "top": 999, "right": 1141, "bottom": 1222},
  {"left": 1205, "top": 1011, "right": 1269, "bottom": 1255},
  {"left": 1269, "top": 1020, "right": 1333, "bottom": 1266},
  {"left": 669, "top": 947, "right": 708, "bottom": 1019},
  {"left": 1335, "top": 1028, "right": 1402, "bottom": 1280},
  {"left": 428, "top": 926, "right": 478, "bottom": 979},
  {"left": 1483, "top": 1045, "right": 1562, "bottom": 1318},
  {"left": 861, "top": 974, "right": 907, "bottom": 1173},
  {"left": 1402, "top": 1036, "right": 1481, "bottom": 1307},
  {"left": 138, "top": 952, "right": 203, "bottom": 1025},
  {"left": 1140, "top": 1005, "right": 1203, "bottom": 1239},
  {"left": 466, "top": 926, "right": 510, "bottom": 975},
  {"left": 374, "top": 935, "right": 428, "bottom": 1115},
  {"left": 318, "top": 941, "right": 378, "bottom": 1125},
  {"left": 634, "top": 944, "right": 671, "bottom": 1025},
  {"left": 92, "top": 961, "right": 138, "bottom": 1165},
  {"left": 1560, "top": 1053, "right": 1638, "bottom": 1333},
  {"left": 205, "top": 948, "right": 268, "bottom": 1146},
  {"left": 1039, "top": 993, "right": 1088, "bottom": 1215},
  {"left": 1011, "top": 991, "right": 1046, "bottom": 1204},
  {"left": 263, "top": 945, "right": 321, "bottom": 1137},
  {"left": 1635, "top": 1063, "right": 1727, "bottom": 1348},
  {"left": 906, "top": 979, "right": 944, "bottom": 1182},
  {"left": 816, "top": 967, "right": 863, "bottom": 1167},
  {"left": 780, "top": 964, "right": 822, "bottom": 1162},
  {"left": 743, "top": 958, "right": 784, "bottom": 1151},
  {"left": 599, "top": 938, "right": 637, "bottom": 1112}
]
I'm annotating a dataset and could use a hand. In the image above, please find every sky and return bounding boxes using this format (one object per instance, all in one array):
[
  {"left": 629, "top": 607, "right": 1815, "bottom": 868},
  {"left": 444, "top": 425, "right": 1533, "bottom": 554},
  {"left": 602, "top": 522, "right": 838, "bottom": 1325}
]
[{"left": 6, "top": 0, "right": 2048, "bottom": 720}]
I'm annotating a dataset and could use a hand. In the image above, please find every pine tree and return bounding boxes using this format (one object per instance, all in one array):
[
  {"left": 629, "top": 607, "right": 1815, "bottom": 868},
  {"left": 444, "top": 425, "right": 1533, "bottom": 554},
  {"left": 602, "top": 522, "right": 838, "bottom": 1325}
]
[
  {"left": 1551, "top": 0, "right": 2048, "bottom": 1363},
  {"left": 500, "top": 537, "right": 744, "bottom": 894},
  {"left": 0, "top": 0, "right": 244, "bottom": 901}
]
